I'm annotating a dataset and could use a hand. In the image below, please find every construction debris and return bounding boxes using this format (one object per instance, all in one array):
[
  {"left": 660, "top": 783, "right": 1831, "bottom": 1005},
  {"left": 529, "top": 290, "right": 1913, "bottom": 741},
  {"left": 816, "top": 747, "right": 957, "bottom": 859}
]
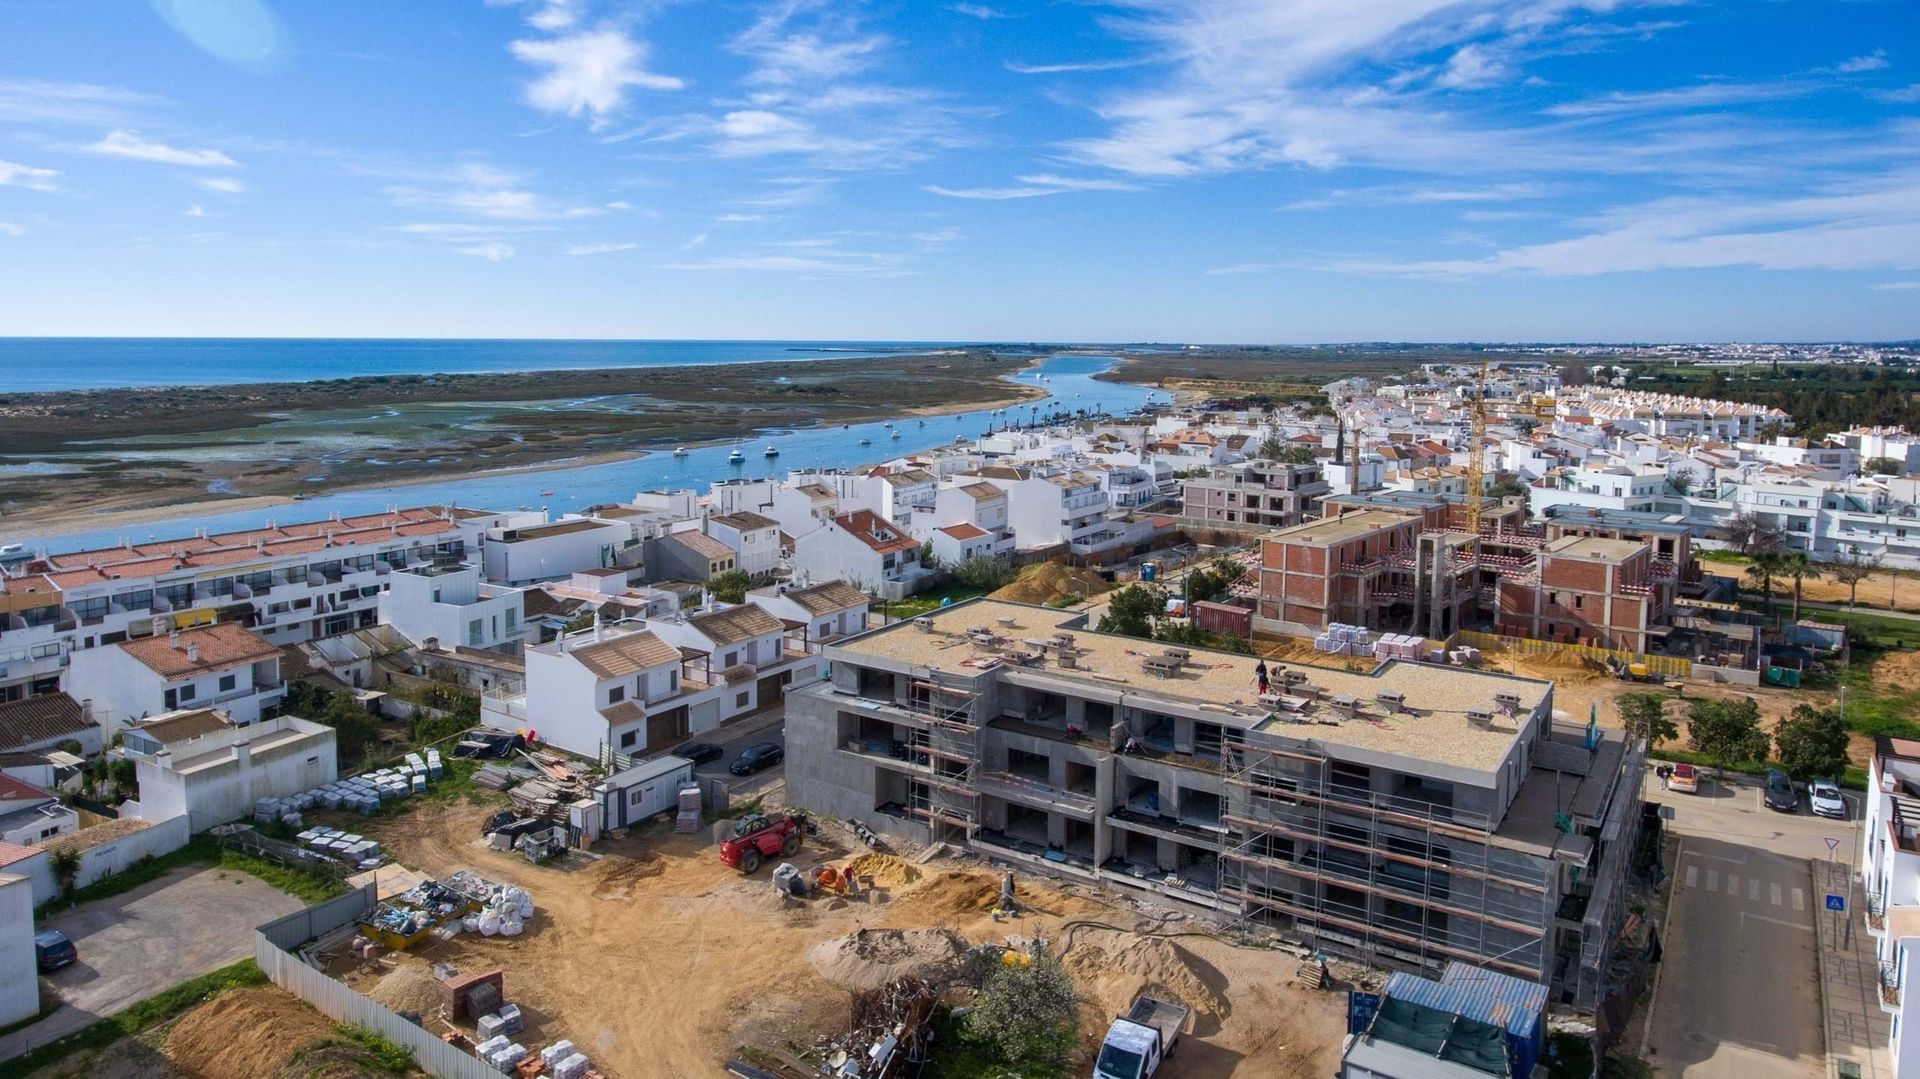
[{"left": 812, "top": 977, "right": 937, "bottom": 1078}]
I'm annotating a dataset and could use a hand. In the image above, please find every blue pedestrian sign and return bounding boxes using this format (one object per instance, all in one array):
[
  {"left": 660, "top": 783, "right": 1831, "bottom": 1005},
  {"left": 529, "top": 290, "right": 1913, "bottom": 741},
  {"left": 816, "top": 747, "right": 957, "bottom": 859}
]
[{"left": 1826, "top": 894, "right": 1847, "bottom": 913}]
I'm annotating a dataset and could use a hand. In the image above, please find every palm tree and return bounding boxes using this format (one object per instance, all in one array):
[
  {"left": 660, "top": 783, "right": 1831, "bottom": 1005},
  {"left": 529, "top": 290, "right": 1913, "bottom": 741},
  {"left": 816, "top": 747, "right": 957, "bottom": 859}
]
[
  {"left": 1783, "top": 550, "right": 1820, "bottom": 624},
  {"left": 1745, "top": 549, "right": 1787, "bottom": 615}
]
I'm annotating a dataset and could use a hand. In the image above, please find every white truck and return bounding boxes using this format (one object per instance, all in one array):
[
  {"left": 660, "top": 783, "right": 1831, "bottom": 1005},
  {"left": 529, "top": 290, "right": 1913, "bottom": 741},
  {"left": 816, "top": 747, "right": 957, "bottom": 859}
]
[{"left": 1094, "top": 994, "right": 1190, "bottom": 1079}]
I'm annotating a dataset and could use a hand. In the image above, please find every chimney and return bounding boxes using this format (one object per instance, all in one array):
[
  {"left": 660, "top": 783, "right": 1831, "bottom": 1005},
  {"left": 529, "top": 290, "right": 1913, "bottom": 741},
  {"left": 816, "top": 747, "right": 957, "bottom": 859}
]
[
  {"left": 169, "top": 629, "right": 181, "bottom": 647},
  {"left": 186, "top": 643, "right": 200, "bottom": 664},
  {"left": 593, "top": 611, "right": 604, "bottom": 642}
]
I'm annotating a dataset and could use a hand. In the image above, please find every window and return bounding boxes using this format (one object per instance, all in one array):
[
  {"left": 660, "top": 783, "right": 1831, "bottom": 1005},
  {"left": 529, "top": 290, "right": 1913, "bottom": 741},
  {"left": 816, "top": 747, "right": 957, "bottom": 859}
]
[
  {"left": 178, "top": 683, "right": 197, "bottom": 702},
  {"left": 608, "top": 685, "right": 626, "bottom": 704},
  {"left": 735, "top": 691, "right": 750, "bottom": 708},
  {"left": 467, "top": 618, "right": 484, "bottom": 647},
  {"left": 723, "top": 651, "right": 738, "bottom": 667},
  {"left": 219, "top": 674, "right": 237, "bottom": 693},
  {"left": 620, "top": 730, "right": 637, "bottom": 748},
  {"left": 39, "top": 826, "right": 59, "bottom": 839}
]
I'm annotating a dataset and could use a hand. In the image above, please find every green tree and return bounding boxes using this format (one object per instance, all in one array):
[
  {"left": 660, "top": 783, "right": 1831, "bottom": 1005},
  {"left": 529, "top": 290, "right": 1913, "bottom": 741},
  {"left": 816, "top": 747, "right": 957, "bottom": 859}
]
[
  {"left": 966, "top": 953, "right": 1079, "bottom": 1069},
  {"left": 1280, "top": 445, "right": 1318, "bottom": 466},
  {"left": 321, "top": 693, "right": 382, "bottom": 760},
  {"left": 1667, "top": 468, "right": 1695, "bottom": 497},
  {"left": 1724, "top": 512, "right": 1784, "bottom": 557},
  {"left": 1745, "top": 548, "right": 1788, "bottom": 610},
  {"left": 1256, "top": 435, "right": 1289, "bottom": 460},
  {"left": 708, "top": 568, "right": 751, "bottom": 603},
  {"left": 1782, "top": 550, "right": 1819, "bottom": 624},
  {"left": 1773, "top": 703, "right": 1848, "bottom": 781},
  {"left": 49, "top": 846, "right": 80, "bottom": 896},
  {"left": 918, "top": 541, "right": 939, "bottom": 572},
  {"left": 1865, "top": 456, "right": 1904, "bottom": 476},
  {"left": 1099, "top": 583, "right": 1165, "bottom": 639},
  {"left": 1687, "top": 697, "right": 1769, "bottom": 775},
  {"left": 951, "top": 555, "right": 1016, "bottom": 593},
  {"left": 1617, "top": 693, "right": 1677, "bottom": 748}
]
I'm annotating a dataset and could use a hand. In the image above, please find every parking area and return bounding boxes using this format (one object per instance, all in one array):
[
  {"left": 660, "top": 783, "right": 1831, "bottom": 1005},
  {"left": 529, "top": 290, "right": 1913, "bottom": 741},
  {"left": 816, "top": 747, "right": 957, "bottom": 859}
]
[
  {"left": 0, "top": 864, "right": 305, "bottom": 1061},
  {"left": 1643, "top": 770, "right": 1872, "bottom": 1078}
]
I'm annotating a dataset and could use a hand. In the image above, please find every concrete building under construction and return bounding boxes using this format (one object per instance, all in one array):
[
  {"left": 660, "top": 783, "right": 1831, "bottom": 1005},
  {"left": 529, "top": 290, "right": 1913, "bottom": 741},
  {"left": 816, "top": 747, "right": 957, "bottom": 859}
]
[{"left": 783, "top": 599, "right": 1646, "bottom": 1009}]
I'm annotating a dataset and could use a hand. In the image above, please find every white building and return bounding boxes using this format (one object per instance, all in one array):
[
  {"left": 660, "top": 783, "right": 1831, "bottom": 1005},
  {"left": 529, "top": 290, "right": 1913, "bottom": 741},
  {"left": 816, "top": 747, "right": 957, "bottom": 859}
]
[
  {"left": 0, "top": 505, "right": 523, "bottom": 701},
  {"left": 648, "top": 603, "right": 818, "bottom": 720},
  {"left": 67, "top": 622, "right": 285, "bottom": 731},
  {"left": 706, "top": 511, "right": 783, "bottom": 578},
  {"left": 481, "top": 517, "right": 633, "bottom": 586},
  {"left": 488, "top": 622, "right": 721, "bottom": 761},
  {"left": 0, "top": 692, "right": 102, "bottom": 757},
  {"left": 1863, "top": 737, "right": 1920, "bottom": 1076},
  {"left": 377, "top": 563, "right": 526, "bottom": 652},
  {"left": 996, "top": 470, "right": 1115, "bottom": 553},
  {"left": 0, "top": 871, "right": 35, "bottom": 1026},
  {"left": 120, "top": 708, "right": 338, "bottom": 832},
  {"left": 0, "top": 774, "right": 76, "bottom": 845},
  {"left": 744, "top": 581, "right": 871, "bottom": 650},
  {"left": 790, "top": 510, "right": 931, "bottom": 600}
]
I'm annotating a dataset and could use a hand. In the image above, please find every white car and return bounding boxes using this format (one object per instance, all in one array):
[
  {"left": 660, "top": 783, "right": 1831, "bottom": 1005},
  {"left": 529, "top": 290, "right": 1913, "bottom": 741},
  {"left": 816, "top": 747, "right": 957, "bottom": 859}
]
[{"left": 1810, "top": 780, "right": 1848, "bottom": 820}]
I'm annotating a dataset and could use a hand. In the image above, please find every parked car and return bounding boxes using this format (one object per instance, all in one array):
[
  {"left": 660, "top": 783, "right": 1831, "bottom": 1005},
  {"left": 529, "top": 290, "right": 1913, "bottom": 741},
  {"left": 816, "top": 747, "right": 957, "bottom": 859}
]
[
  {"left": 1668, "top": 763, "right": 1699, "bottom": 794},
  {"left": 34, "top": 929, "right": 76, "bottom": 973},
  {"left": 1764, "top": 769, "right": 1798, "bottom": 813},
  {"left": 729, "top": 741, "right": 785, "bottom": 775},
  {"left": 669, "top": 741, "right": 724, "bottom": 766},
  {"left": 1810, "top": 779, "right": 1849, "bottom": 819}
]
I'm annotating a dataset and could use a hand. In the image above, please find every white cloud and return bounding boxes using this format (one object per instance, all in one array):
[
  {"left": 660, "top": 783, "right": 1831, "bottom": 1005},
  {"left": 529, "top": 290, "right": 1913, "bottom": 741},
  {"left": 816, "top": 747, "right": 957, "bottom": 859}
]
[
  {"left": 86, "top": 130, "right": 237, "bottom": 167},
  {"left": 683, "top": 233, "right": 708, "bottom": 250},
  {"left": 604, "top": 199, "right": 632, "bottom": 210},
  {"left": 1837, "top": 50, "right": 1889, "bottom": 74},
  {"left": 1332, "top": 176, "right": 1920, "bottom": 278},
  {"left": 566, "top": 241, "right": 636, "bottom": 255},
  {"left": 1435, "top": 44, "right": 1509, "bottom": 89},
  {"left": 1005, "top": 58, "right": 1148, "bottom": 75},
  {"left": 1874, "top": 281, "right": 1920, "bottom": 291},
  {"left": 387, "top": 163, "right": 601, "bottom": 221},
  {"left": 950, "top": 4, "right": 1009, "bottom": 19},
  {"left": 732, "top": 3, "right": 887, "bottom": 86},
  {"left": 0, "top": 157, "right": 59, "bottom": 191},
  {"left": 718, "top": 212, "right": 770, "bottom": 223},
  {"left": 926, "top": 173, "right": 1139, "bottom": 199},
  {"left": 195, "top": 176, "right": 247, "bottom": 194},
  {"left": 1874, "top": 84, "right": 1920, "bottom": 104},
  {"left": 510, "top": 28, "right": 684, "bottom": 128},
  {"left": 1281, "top": 181, "right": 1548, "bottom": 211},
  {"left": 0, "top": 79, "right": 162, "bottom": 126},
  {"left": 1544, "top": 80, "right": 1811, "bottom": 118},
  {"left": 911, "top": 226, "right": 962, "bottom": 243},
  {"left": 457, "top": 242, "right": 515, "bottom": 261},
  {"left": 183, "top": 203, "right": 207, "bottom": 217},
  {"left": 720, "top": 109, "right": 806, "bottom": 139},
  {"left": 0, "top": 222, "right": 25, "bottom": 237}
]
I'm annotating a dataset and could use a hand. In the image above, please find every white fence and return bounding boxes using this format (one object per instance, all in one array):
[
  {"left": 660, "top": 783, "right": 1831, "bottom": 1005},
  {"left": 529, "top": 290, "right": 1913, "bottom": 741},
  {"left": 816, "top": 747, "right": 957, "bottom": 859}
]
[{"left": 254, "top": 887, "right": 503, "bottom": 1079}]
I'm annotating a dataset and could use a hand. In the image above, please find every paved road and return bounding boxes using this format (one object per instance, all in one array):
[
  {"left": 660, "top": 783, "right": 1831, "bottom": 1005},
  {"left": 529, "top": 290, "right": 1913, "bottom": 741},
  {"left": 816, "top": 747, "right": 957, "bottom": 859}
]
[
  {"left": 0, "top": 864, "right": 304, "bottom": 1062},
  {"left": 1644, "top": 774, "right": 1861, "bottom": 1078}
]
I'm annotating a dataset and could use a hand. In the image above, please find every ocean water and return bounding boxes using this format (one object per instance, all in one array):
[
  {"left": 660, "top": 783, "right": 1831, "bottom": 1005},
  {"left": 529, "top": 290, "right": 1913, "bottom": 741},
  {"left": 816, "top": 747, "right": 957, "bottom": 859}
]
[
  {"left": 26, "top": 354, "right": 1161, "bottom": 553},
  {"left": 0, "top": 337, "right": 996, "bottom": 393}
]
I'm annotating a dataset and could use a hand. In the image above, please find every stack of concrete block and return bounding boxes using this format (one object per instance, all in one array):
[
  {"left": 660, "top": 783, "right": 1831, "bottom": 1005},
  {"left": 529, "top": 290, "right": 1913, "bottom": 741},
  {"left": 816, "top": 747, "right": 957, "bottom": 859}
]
[
  {"left": 540, "top": 1042, "right": 578, "bottom": 1069},
  {"left": 553, "top": 1053, "right": 591, "bottom": 1079},
  {"left": 674, "top": 785, "right": 702, "bottom": 833}
]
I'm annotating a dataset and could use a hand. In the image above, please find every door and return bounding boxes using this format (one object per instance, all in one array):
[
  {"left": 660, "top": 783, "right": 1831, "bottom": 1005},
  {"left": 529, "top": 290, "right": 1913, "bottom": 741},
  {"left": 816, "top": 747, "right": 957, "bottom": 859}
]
[{"left": 757, "top": 672, "right": 787, "bottom": 707}]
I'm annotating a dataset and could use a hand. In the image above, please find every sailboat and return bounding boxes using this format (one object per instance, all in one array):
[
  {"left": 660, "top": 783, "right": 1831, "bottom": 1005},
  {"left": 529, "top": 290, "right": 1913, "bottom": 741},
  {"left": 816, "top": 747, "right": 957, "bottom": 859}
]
[
  {"left": 764, "top": 443, "right": 780, "bottom": 457},
  {"left": 727, "top": 447, "right": 745, "bottom": 464},
  {"left": 858, "top": 436, "right": 872, "bottom": 445},
  {"left": 672, "top": 447, "right": 688, "bottom": 457}
]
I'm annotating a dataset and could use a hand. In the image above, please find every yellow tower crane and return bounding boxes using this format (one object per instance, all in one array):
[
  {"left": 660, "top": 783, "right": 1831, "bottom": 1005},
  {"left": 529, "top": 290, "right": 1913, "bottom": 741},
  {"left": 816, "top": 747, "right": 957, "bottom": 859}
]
[{"left": 1465, "top": 358, "right": 1489, "bottom": 537}]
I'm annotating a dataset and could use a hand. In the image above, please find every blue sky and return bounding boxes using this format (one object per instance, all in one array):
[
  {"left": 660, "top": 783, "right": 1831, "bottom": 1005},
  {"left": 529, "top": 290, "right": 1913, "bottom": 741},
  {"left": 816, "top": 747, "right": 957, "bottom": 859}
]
[{"left": 0, "top": 0, "right": 1916, "bottom": 342}]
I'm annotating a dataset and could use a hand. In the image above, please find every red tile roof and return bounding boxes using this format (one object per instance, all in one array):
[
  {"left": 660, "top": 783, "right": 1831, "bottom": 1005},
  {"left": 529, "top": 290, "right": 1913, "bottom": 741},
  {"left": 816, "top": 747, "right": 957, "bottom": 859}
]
[
  {"left": 118, "top": 623, "right": 280, "bottom": 679},
  {"left": 832, "top": 510, "right": 919, "bottom": 555},
  {"left": 938, "top": 523, "right": 989, "bottom": 540}
]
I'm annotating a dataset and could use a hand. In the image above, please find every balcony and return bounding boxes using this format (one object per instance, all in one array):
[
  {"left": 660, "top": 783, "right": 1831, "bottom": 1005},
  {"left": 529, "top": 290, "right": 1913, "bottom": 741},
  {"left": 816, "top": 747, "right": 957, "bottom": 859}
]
[
  {"left": 973, "top": 770, "right": 1096, "bottom": 818},
  {"left": 1881, "top": 961, "right": 1902, "bottom": 1010}
]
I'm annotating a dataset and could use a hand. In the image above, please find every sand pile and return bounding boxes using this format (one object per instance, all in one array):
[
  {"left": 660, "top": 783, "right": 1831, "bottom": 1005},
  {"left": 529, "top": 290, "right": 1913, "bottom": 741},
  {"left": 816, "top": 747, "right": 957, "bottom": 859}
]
[
  {"left": 991, "top": 563, "right": 1109, "bottom": 606},
  {"left": 1508, "top": 651, "right": 1608, "bottom": 684},
  {"left": 1063, "top": 934, "right": 1227, "bottom": 1018},
  {"left": 917, "top": 870, "right": 1004, "bottom": 918},
  {"left": 808, "top": 928, "right": 970, "bottom": 991},
  {"left": 366, "top": 960, "right": 445, "bottom": 1016},
  {"left": 844, "top": 853, "right": 922, "bottom": 889},
  {"left": 164, "top": 986, "right": 336, "bottom": 1079}
]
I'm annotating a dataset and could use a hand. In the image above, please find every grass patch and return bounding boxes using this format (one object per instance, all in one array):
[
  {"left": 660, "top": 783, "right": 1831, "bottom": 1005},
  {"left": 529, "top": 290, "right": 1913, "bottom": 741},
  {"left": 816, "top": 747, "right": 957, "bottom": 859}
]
[
  {"left": 1697, "top": 549, "right": 1749, "bottom": 564},
  {"left": 1655, "top": 746, "right": 1868, "bottom": 791},
  {"left": 923, "top": 1007, "right": 1069, "bottom": 1079},
  {"left": 321, "top": 1023, "right": 416, "bottom": 1073},
  {"left": 885, "top": 586, "right": 988, "bottom": 620},
  {"left": 215, "top": 848, "right": 347, "bottom": 906},
  {"left": 39, "top": 833, "right": 346, "bottom": 919},
  {"left": 1743, "top": 601, "right": 1920, "bottom": 645},
  {"left": 8, "top": 959, "right": 267, "bottom": 1074}
]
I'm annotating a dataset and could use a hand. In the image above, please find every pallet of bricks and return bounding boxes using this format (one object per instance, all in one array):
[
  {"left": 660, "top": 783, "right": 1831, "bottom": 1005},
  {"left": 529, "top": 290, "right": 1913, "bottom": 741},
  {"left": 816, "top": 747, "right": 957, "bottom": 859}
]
[{"left": 674, "top": 784, "right": 702, "bottom": 833}]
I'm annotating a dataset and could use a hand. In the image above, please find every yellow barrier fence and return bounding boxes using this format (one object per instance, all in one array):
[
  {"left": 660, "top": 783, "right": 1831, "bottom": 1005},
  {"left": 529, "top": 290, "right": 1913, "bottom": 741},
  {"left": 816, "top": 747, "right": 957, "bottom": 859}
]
[{"left": 1454, "top": 629, "right": 1692, "bottom": 680}]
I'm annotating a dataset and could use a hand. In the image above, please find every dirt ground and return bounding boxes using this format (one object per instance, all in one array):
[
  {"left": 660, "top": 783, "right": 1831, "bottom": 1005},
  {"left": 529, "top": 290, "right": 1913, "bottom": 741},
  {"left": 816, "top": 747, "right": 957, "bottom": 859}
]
[
  {"left": 326, "top": 787, "right": 1345, "bottom": 1078},
  {"left": 1701, "top": 560, "right": 1920, "bottom": 613}
]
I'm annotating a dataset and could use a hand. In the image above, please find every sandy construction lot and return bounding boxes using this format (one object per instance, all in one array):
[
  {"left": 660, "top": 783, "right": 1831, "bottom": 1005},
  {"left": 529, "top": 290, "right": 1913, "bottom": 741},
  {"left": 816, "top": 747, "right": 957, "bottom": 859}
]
[{"left": 326, "top": 790, "right": 1344, "bottom": 1078}]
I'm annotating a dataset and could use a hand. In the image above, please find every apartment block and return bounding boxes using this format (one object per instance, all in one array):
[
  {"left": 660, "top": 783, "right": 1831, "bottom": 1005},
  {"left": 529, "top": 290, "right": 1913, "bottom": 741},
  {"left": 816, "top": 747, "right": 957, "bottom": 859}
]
[
  {"left": 67, "top": 622, "right": 285, "bottom": 731},
  {"left": 1861, "top": 736, "right": 1920, "bottom": 1075},
  {"left": 784, "top": 600, "right": 1644, "bottom": 1007},
  {"left": 0, "top": 506, "right": 518, "bottom": 702},
  {"left": 377, "top": 562, "right": 526, "bottom": 652},
  {"left": 1182, "top": 461, "right": 1330, "bottom": 530},
  {"left": 1495, "top": 537, "right": 1673, "bottom": 652}
]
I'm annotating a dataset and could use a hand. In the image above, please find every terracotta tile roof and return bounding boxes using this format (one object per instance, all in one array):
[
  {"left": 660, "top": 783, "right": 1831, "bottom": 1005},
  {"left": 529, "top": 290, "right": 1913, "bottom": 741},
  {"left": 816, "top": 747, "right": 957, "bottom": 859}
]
[
  {"left": 709, "top": 511, "right": 779, "bottom": 531},
  {"left": 131, "top": 708, "right": 235, "bottom": 744},
  {"left": 118, "top": 623, "right": 279, "bottom": 679},
  {"left": 0, "top": 693, "right": 90, "bottom": 752},
  {"left": 779, "top": 581, "right": 870, "bottom": 616},
  {"left": 938, "top": 523, "right": 989, "bottom": 540},
  {"left": 954, "top": 483, "right": 1004, "bottom": 502},
  {"left": 39, "top": 507, "right": 475, "bottom": 575},
  {"left": 0, "top": 840, "right": 44, "bottom": 868},
  {"left": 667, "top": 531, "right": 737, "bottom": 561},
  {"left": 832, "top": 510, "right": 919, "bottom": 555},
  {"left": 37, "top": 815, "right": 158, "bottom": 856},
  {"left": 0, "top": 773, "right": 55, "bottom": 803},
  {"left": 689, "top": 604, "right": 784, "bottom": 645},
  {"left": 0, "top": 573, "right": 60, "bottom": 599},
  {"left": 568, "top": 629, "right": 681, "bottom": 678}
]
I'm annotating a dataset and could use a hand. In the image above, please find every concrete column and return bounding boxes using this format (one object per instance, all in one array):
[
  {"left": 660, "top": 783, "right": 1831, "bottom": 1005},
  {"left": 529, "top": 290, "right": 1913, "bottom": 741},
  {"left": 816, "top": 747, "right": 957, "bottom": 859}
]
[
  {"left": 234, "top": 739, "right": 253, "bottom": 808},
  {"left": 1093, "top": 758, "right": 1115, "bottom": 866}
]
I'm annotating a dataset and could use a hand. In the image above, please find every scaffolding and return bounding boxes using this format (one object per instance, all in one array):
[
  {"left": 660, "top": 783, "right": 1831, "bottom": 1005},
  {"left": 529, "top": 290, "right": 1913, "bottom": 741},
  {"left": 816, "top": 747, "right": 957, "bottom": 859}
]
[
  {"left": 903, "top": 674, "right": 981, "bottom": 839},
  {"left": 1216, "top": 731, "right": 1555, "bottom": 983}
]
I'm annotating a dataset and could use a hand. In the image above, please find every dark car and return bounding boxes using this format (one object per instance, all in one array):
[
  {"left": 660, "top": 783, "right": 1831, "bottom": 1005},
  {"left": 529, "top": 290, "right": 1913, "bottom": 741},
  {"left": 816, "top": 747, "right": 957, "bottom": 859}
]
[
  {"left": 669, "top": 741, "right": 724, "bottom": 766},
  {"left": 1764, "top": 769, "right": 1798, "bottom": 813},
  {"left": 34, "top": 929, "right": 76, "bottom": 973},
  {"left": 729, "top": 741, "right": 785, "bottom": 776}
]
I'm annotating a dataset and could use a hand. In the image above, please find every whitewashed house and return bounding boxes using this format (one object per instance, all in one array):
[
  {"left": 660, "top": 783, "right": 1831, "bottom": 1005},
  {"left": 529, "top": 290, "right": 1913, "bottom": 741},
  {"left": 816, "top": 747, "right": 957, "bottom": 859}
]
[
  {"left": 649, "top": 604, "right": 817, "bottom": 719},
  {"left": 481, "top": 517, "right": 632, "bottom": 586},
  {"left": 790, "top": 510, "right": 930, "bottom": 599},
  {"left": 378, "top": 563, "right": 526, "bottom": 652},
  {"left": 706, "top": 511, "right": 782, "bottom": 578},
  {"left": 745, "top": 581, "right": 871, "bottom": 650},
  {"left": 489, "top": 623, "right": 721, "bottom": 760},
  {"left": 0, "top": 774, "right": 75, "bottom": 845},
  {"left": 120, "top": 708, "right": 337, "bottom": 832},
  {"left": 67, "top": 622, "right": 285, "bottom": 731}
]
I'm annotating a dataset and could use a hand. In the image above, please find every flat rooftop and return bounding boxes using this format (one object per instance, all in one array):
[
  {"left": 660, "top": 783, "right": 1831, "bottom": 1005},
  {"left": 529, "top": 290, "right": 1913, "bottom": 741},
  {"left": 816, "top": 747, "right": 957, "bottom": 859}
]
[
  {"left": 1544, "top": 536, "right": 1647, "bottom": 562},
  {"left": 1267, "top": 509, "right": 1419, "bottom": 547},
  {"left": 831, "top": 600, "right": 1550, "bottom": 772}
]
